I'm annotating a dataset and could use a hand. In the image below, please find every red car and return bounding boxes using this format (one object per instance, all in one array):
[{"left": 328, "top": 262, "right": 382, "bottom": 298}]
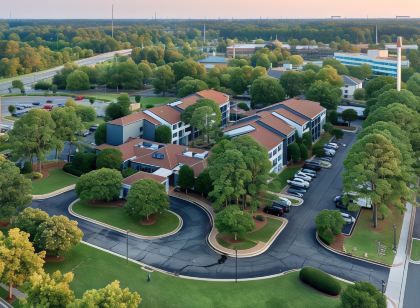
[
  {"left": 75, "top": 95, "right": 85, "bottom": 101},
  {"left": 43, "top": 104, "right": 53, "bottom": 110}
]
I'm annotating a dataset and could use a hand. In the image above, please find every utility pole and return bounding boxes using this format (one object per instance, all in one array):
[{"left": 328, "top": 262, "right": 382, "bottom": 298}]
[
  {"left": 126, "top": 229, "right": 130, "bottom": 261},
  {"left": 375, "top": 25, "right": 378, "bottom": 45},
  {"left": 111, "top": 4, "right": 114, "bottom": 39},
  {"left": 235, "top": 249, "right": 238, "bottom": 283},
  {"left": 396, "top": 37, "right": 402, "bottom": 92}
]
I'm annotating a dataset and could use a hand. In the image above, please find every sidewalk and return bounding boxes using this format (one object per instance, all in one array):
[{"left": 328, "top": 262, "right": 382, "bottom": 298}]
[{"left": 386, "top": 202, "right": 413, "bottom": 308}]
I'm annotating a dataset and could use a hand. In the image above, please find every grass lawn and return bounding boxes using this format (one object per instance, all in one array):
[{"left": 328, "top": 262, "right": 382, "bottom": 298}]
[
  {"left": 267, "top": 166, "right": 301, "bottom": 193},
  {"left": 313, "top": 132, "right": 332, "bottom": 149},
  {"left": 344, "top": 207, "right": 404, "bottom": 265},
  {"left": 0, "top": 288, "right": 23, "bottom": 307},
  {"left": 141, "top": 96, "right": 175, "bottom": 109},
  {"left": 217, "top": 218, "right": 283, "bottom": 250},
  {"left": 32, "top": 169, "right": 79, "bottom": 195},
  {"left": 411, "top": 239, "right": 420, "bottom": 262},
  {"left": 82, "top": 116, "right": 105, "bottom": 129},
  {"left": 44, "top": 243, "right": 344, "bottom": 308},
  {"left": 72, "top": 200, "right": 180, "bottom": 236}
]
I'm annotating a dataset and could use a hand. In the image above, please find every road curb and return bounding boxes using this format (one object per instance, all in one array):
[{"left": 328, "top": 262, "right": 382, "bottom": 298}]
[
  {"left": 170, "top": 194, "right": 288, "bottom": 258},
  {"left": 32, "top": 185, "right": 76, "bottom": 200},
  {"left": 68, "top": 199, "right": 183, "bottom": 240},
  {"left": 315, "top": 232, "right": 392, "bottom": 268}
]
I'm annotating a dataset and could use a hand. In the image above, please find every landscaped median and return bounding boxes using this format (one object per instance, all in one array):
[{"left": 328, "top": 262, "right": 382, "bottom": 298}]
[
  {"left": 70, "top": 199, "right": 182, "bottom": 238},
  {"left": 32, "top": 167, "right": 79, "bottom": 197},
  {"left": 410, "top": 238, "right": 420, "bottom": 262}
]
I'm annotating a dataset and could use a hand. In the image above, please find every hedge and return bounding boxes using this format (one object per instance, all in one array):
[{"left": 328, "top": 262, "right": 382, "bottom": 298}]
[
  {"left": 299, "top": 267, "right": 342, "bottom": 296},
  {"left": 63, "top": 163, "right": 83, "bottom": 177}
]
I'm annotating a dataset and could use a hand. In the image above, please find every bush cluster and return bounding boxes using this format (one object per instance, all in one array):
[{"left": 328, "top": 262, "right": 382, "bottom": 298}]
[{"left": 299, "top": 267, "right": 342, "bottom": 296}]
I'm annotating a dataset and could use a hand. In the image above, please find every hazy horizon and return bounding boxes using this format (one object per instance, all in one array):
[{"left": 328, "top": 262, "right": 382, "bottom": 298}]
[{"left": 2, "top": 0, "right": 420, "bottom": 19}]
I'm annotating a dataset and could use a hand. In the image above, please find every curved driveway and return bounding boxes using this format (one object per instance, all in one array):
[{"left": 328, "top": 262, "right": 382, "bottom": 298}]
[{"left": 31, "top": 132, "right": 389, "bottom": 287}]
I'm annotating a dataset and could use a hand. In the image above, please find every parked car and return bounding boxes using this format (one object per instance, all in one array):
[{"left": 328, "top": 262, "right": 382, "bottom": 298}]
[
  {"left": 15, "top": 105, "right": 25, "bottom": 110},
  {"left": 43, "top": 104, "right": 53, "bottom": 110},
  {"left": 76, "top": 130, "right": 91, "bottom": 137},
  {"left": 335, "top": 193, "right": 372, "bottom": 209},
  {"left": 326, "top": 142, "right": 339, "bottom": 150},
  {"left": 272, "top": 202, "right": 290, "bottom": 213},
  {"left": 275, "top": 197, "right": 292, "bottom": 207},
  {"left": 173, "top": 186, "right": 182, "bottom": 193},
  {"left": 263, "top": 206, "right": 284, "bottom": 217},
  {"left": 89, "top": 124, "right": 99, "bottom": 132},
  {"left": 295, "top": 172, "right": 312, "bottom": 181},
  {"left": 312, "top": 160, "right": 332, "bottom": 168},
  {"left": 287, "top": 190, "right": 303, "bottom": 198},
  {"left": 46, "top": 99, "right": 53, "bottom": 104},
  {"left": 21, "top": 104, "right": 32, "bottom": 108},
  {"left": 300, "top": 168, "right": 317, "bottom": 176},
  {"left": 288, "top": 179, "right": 309, "bottom": 188},
  {"left": 318, "top": 156, "right": 332, "bottom": 162},
  {"left": 341, "top": 212, "right": 356, "bottom": 224},
  {"left": 334, "top": 195, "right": 348, "bottom": 209},
  {"left": 289, "top": 186, "right": 307, "bottom": 193},
  {"left": 32, "top": 102, "right": 41, "bottom": 106},
  {"left": 12, "top": 110, "right": 28, "bottom": 117},
  {"left": 303, "top": 163, "right": 321, "bottom": 171},
  {"left": 323, "top": 148, "right": 336, "bottom": 156},
  {"left": 75, "top": 95, "right": 85, "bottom": 100}
]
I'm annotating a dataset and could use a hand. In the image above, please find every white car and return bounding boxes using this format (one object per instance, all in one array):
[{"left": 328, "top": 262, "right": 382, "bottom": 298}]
[
  {"left": 316, "top": 160, "right": 332, "bottom": 168},
  {"left": 326, "top": 142, "right": 339, "bottom": 149},
  {"left": 300, "top": 168, "right": 317, "bottom": 176},
  {"left": 287, "top": 179, "right": 309, "bottom": 188},
  {"left": 295, "top": 172, "right": 312, "bottom": 181},
  {"left": 324, "top": 148, "right": 336, "bottom": 157},
  {"left": 276, "top": 197, "right": 292, "bottom": 207},
  {"left": 341, "top": 213, "right": 356, "bottom": 224}
]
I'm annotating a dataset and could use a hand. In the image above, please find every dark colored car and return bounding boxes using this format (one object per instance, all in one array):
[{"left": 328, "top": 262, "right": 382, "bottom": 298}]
[
  {"left": 89, "top": 124, "right": 99, "bottom": 132},
  {"left": 272, "top": 202, "right": 290, "bottom": 213},
  {"left": 303, "top": 163, "right": 321, "bottom": 171},
  {"left": 263, "top": 206, "right": 284, "bottom": 217},
  {"left": 32, "top": 102, "right": 41, "bottom": 106},
  {"left": 287, "top": 190, "right": 303, "bottom": 198},
  {"left": 289, "top": 186, "right": 307, "bottom": 193},
  {"left": 46, "top": 99, "right": 53, "bottom": 104}
]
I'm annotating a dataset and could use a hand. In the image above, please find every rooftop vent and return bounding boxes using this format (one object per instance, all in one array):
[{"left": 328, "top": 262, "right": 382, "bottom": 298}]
[{"left": 152, "top": 153, "right": 165, "bottom": 160}]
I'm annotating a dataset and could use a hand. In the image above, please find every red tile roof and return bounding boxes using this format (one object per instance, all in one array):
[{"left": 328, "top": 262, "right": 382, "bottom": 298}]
[
  {"left": 257, "top": 111, "right": 295, "bottom": 135},
  {"left": 108, "top": 111, "right": 160, "bottom": 126},
  {"left": 146, "top": 105, "right": 181, "bottom": 124},
  {"left": 96, "top": 138, "right": 161, "bottom": 161},
  {"left": 196, "top": 89, "right": 229, "bottom": 106},
  {"left": 122, "top": 171, "right": 166, "bottom": 186},
  {"left": 176, "top": 94, "right": 201, "bottom": 110},
  {"left": 273, "top": 108, "right": 308, "bottom": 126},
  {"left": 279, "top": 99, "right": 325, "bottom": 119},
  {"left": 246, "top": 123, "right": 284, "bottom": 150}
]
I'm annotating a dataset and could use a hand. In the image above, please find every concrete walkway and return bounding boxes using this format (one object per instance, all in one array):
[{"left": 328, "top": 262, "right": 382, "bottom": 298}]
[
  {"left": 32, "top": 184, "right": 75, "bottom": 200},
  {"left": 385, "top": 202, "right": 414, "bottom": 308}
]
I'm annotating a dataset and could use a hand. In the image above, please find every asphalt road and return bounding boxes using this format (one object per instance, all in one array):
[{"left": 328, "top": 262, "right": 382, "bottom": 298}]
[
  {"left": 0, "top": 49, "right": 132, "bottom": 94},
  {"left": 30, "top": 132, "right": 389, "bottom": 286},
  {"left": 403, "top": 209, "right": 420, "bottom": 308}
]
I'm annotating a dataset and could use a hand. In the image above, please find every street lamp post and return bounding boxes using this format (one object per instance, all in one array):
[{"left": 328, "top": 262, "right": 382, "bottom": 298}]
[
  {"left": 126, "top": 229, "right": 130, "bottom": 261},
  {"left": 235, "top": 249, "right": 238, "bottom": 283},
  {"left": 393, "top": 224, "right": 397, "bottom": 253}
]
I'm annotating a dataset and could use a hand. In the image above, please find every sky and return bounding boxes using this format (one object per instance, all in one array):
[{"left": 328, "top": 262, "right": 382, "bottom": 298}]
[{"left": 1, "top": 0, "right": 420, "bottom": 19}]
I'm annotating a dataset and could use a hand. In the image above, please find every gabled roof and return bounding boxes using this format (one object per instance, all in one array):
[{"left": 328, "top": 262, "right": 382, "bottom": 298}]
[
  {"left": 146, "top": 105, "right": 182, "bottom": 124},
  {"left": 96, "top": 138, "right": 164, "bottom": 161},
  {"left": 108, "top": 111, "right": 160, "bottom": 126},
  {"left": 279, "top": 99, "right": 325, "bottom": 119},
  {"left": 196, "top": 89, "right": 230, "bottom": 106},
  {"left": 257, "top": 111, "right": 295, "bottom": 136},
  {"left": 342, "top": 75, "right": 363, "bottom": 86},
  {"left": 272, "top": 108, "right": 309, "bottom": 126},
  {"left": 122, "top": 171, "right": 166, "bottom": 186}
]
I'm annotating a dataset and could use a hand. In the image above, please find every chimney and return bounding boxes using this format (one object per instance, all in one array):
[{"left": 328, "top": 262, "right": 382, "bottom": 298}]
[{"left": 397, "top": 36, "right": 402, "bottom": 92}]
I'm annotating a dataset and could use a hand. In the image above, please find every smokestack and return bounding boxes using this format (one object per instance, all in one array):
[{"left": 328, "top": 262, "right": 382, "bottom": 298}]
[{"left": 397, "top": 36, "right": 402, "bottom": 92}]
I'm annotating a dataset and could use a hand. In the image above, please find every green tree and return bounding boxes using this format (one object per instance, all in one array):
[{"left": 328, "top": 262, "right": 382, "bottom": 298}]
[
  {"left": 7, "top": 104, "right": 15, "bottom": 115},
  {"left": 66, "top": 70, "right": 90, "bottom": 90},
  {"left": 155, "top": 125, "right": 172, "bottom": 143},
  {"left": 288, "top": 55, "right": 304, "bottom": 66},
  {"left": 134, "top": 95, "right": 141, "bottom": 103},
  {"left": 51, "top": 106, "right": 83, "bottom": 159},
  {"left": 316, "top": 66, "right": 343, "bottom": 87},
  {"left": 24, "top": 270, "right": 75, "bottom": 308},
  {"left": 347, "top": 64, "right": 372, "bottom": 80},
  {"left": 34, "top": 215, "right": 83, "bottom": 257},
  {"left": 299, "top": 143, "right": 309, "bottom": 161},
  {"left": 302, "top": 132, "right": 313, "bottom": 149},
  {"left": 0, "top": 155, "right": 32, "bottom": 219},
  {"left": 0, "top": 228, "right": 45, "bottom": 300},
  {"left": 176, "top": 77, "right": 208, "bottom": 97},
  {"left": 13, "top": 208, "right": 49, "bottom": 241},
  {"left": 153, "top": 65, "right": 175, "bottom": 96},
  {"left": 11, "top": 79, "right": 24, "bottom": 91},
  {"left": 103, "top": 60, "right": 143, "bottom": 89},
  {"left": 70, "top": 152, "right": 96, "bottom": 174},
  {"left": 215, "top": 205, "right": 255, "bottom": 240},
  {"left": 75, "top": 168, "right": 123, "bottom": 202},
  {"left": 75, "top": 105, "right": 96, "bottom": 122},
  {"left": 407, "top": 72, "right": 420, "bottom": 96},
  {"left": 280, "top": 71, "right": 306, "bottom": 98},
  {"left": 341, "top": 282, "right": 386, "bottom": 308},
  {"left": 125, "top": 179, "right": 169, "bottom": 221},
  {"left": 332, "top": 128, "right": 344, "bottom": 139},
  {"left": 343, "top": 133, "right": 408, "bottom": 228},
  {"left": 105, "top": 93, "right": 131, "bottom": 121},
  {"left": 327, "top": 110, "right": 338, "bottom": 124},
  {"left": 177, "top": 165, "right": 195, "bottom": 193},
  {"left": 172, "top": 59, "right": 206, "bottom": 82},
  {"left": 365, "top": 76, "right": 395, "bottom": 99},
  {"left": 341, "top": 109, "right": 358, "bottom": 125},
  {"left": 96, "top": 148, "right": 123, "bottom": 170},
  {"left": 288, "top": 142, "right": 301, "bottom": 163},
  {"left": 370, "top": 89, "right": 420, "bottom": 113},
  {"left": 195, "top": 169, "right": 212, "bottom": 196},
  {"left": 94, "top": 123, "right": 107, "bottom": 145},
  {"left": 250, "top": 76, "right": 285, "bottom": 108},
  {"left": 322, "top": 58, "right": 349, "bottom": 75},
  {"left": 315, "top": 210, "right": 345, "bottom": 244},
  {"left": 8, "top": 109, "right": 57, "bottom": 171},
  {"left": 190, "top": 106, "right": 218, "bottom": 144},
  {"left": 70, "top": 281, "right": 141, "bottom": 308},
  {"left": 353, "top": 88, "right": 366, "bottom": 100},
  {"left": 181, "top": 98, "right": 222, "bottom": 126},
  {"left": 305, "top": 80, "right": 341, "bottom": 110}
]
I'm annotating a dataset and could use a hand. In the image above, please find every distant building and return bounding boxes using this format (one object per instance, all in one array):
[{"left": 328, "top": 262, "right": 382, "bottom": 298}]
[
  {"left": 226, "top": 43, "right": 267, "bottom": 58},
  {"left": 198, "top": 56, "right": 228, "bottom": 69},
  {"left": 105, "top": 89, "right": 230, "bottom": 146},
  {"left": 385, "top": 44, "right": 418, "bottom": 51},
  {"left": 341, "top": 75, "right": 363, "bottom": 99},
  {"left": 334, "top": 50, "right": 410, "bottom": 77}
]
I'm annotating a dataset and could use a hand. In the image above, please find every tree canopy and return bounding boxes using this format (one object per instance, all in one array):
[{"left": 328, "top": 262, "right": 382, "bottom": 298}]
[
  {"left": 76, "top": 168, "right": 123, "bottom": 202},
  {"left": 250, "top": 76, "right": 285, "bottom": 108},
  {"left": 215, "top": 205, "right": 255, "bottom": 240}
]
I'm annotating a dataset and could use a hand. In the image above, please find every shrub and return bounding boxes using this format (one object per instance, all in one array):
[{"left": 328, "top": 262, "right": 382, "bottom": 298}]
[
  {"left": 63, "top": 163, "right": 83, "bottom": 177},
  {"left": 121, "top": 167, "right": 137, "bottom": 178},
  {"left": 255, "top": 214, "right": 265, "bottom": 222},
  {"left": 21, "top": 161, "right": 33, "bottom": 174},
  {"left": 332, "top": 128, "right": 344, "bottom": 139},
  {"left": 341, "top": 281, "right": 386, "bottom": 308},
  {"left": 146, "top": 104, "right": 154, "bottom": 109},
  {"left": 31, "top": 172, "right": 43, "bottom": 180},
  {"left": 312, "top": 144, "right": 325, "bottom": 157},
  {"left": 353, "top": 88, "right": 366, "bottom": 101},
  {"left": 237, "top": 102, "right": 250, "bottom": 111},
  {"left": 299, "top": 267, "right": 342, "bottom": 296},
  {"left": 34, "top": 80, "right": 52, "bottom": 90},
  {"left": 319, "top": 228, "right": 334, "bottom": 245},
  {"left": 323, "top": 122, "right": 334, "bottom": 134},
  {"left": 328, "top": 110, "right": 338, "bottom": 124}
]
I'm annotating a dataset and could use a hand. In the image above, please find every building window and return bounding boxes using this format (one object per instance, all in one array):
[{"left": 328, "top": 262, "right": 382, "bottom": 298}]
[
  {"left": 269, "top": 152, "right": 272, "bottom": 159},
  {"left": 173, "top": 124, "right": 177, "bottom": 130},
  {"left": 273, "top": 149, "right": 277, "bottom": 156},
  {"left": 277, "top": 145, "right": 281, "bottom": 152},
  {"left": 172, "top": 132, "right": 177, "bottom": 138}
]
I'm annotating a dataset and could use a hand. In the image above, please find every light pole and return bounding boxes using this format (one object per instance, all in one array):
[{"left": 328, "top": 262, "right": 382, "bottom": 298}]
[
  {"left": 393, "top": 224, "right": 397, "bottom": 253},
  {"left": 126, "top": 229, "right": 130, "bottom": 261},
  {"left": 235, "top": 248, "right": 238, "bottom": 283},
  {"left": 381, "top": 280, "right": 386, "bottom": 294}
]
